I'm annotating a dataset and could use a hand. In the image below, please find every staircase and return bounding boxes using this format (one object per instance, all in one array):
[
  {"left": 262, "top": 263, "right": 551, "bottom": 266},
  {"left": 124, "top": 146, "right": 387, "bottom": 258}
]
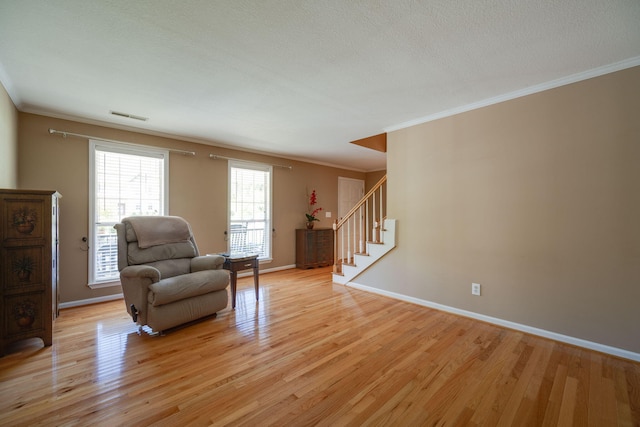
[{"left": 332, "top": 176, "right": 396, "bottom": 285}]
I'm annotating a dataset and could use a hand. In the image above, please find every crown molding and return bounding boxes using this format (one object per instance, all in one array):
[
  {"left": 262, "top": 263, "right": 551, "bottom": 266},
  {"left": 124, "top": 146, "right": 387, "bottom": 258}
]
[{"left": 385, "top": 56, "right": 640, "bottom": 133}]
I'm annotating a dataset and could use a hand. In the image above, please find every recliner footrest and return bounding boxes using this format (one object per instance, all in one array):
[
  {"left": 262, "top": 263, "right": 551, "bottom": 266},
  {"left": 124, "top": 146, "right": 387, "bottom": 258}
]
[{"left": 148, "top": 270, "right": 229, "bottom": 306}]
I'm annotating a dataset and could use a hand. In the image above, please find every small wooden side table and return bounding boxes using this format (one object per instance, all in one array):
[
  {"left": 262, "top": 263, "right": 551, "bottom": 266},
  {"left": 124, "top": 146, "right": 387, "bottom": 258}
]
[{"left": 222, "top": 254, "right": 259, "bottom": 309}]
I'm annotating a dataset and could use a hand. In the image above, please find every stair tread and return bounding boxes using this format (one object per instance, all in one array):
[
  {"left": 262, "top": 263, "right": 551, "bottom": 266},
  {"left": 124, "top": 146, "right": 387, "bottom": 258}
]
[{"left": 334, "top": 218, "right": 395, "bottom": 284}]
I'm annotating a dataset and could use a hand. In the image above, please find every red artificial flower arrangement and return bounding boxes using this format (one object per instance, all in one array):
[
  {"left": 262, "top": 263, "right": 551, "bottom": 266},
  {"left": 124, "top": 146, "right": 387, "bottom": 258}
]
[{"left": 305, "top": 189, "right": 322, "bottom": 222}]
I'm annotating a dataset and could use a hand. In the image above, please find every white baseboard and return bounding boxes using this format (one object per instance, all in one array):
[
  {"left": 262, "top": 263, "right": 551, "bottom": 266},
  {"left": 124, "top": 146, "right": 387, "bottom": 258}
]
[
  {"left": 59, "top": 265, "right": 298, "bottom": 308},
  {"left": 59, "top": 293, "right": 124, "bottom": 309},
  {"left": 347, "top": 281, "right": 640, "bottom": 363}
]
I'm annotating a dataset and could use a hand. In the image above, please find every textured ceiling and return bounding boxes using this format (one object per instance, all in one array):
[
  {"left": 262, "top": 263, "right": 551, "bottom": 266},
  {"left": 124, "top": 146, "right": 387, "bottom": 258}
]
[{"left": 1, "top": 1, "right": 639, "bottom": 171}]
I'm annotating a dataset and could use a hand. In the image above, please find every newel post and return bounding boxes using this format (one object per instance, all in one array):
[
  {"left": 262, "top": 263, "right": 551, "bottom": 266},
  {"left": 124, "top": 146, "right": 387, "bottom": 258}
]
[{"left": 333, "top": 219, "right": 339, "bottom": 273}]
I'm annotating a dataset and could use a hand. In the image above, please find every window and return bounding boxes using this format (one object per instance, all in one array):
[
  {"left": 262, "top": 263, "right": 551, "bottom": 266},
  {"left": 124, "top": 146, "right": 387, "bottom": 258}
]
[
  {"left": 89, "top": 140, "right": 168, "bottom": 286},
  {"left": 229, "top": 161, "right": 272, "bottom": 259}
]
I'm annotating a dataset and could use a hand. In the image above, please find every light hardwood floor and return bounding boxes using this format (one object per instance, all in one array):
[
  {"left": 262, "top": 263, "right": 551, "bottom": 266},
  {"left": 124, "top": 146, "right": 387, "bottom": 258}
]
[{"left": 1, "top": 267, "right": 638, "bottom": 426}]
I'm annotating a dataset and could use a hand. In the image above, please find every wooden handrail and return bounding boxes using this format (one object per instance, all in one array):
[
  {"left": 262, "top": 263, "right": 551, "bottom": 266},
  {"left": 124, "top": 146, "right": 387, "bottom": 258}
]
[
  {"left": 336, "top": 175, "right": 386, "bottom": 229},
  {"left": 333, "top": 175, "right": 386, "bottom": 274}
]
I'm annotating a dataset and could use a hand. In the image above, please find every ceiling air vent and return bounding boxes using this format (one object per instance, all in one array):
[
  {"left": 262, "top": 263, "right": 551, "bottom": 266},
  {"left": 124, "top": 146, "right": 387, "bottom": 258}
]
[{"left": 109, "top": 111, "right": 148, "bottom": 121}]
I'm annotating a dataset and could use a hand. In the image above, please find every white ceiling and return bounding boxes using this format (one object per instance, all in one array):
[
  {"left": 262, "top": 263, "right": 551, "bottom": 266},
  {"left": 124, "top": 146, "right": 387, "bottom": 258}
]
[{"left": 1, "top": 1, "right": 639, "bottom": 171}]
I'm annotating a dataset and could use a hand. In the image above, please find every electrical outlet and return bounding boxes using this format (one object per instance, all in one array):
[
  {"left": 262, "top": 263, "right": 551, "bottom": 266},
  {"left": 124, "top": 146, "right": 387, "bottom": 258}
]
[
  {"left": 325, "top": 211, "right": 332, "bottom": 218},
  {"left": 472, "top": 283, "right": 481, "bottom": 296}
]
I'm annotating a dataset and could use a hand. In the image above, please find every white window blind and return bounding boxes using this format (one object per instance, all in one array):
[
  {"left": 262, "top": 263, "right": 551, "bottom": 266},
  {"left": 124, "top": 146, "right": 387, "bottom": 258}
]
[
  {"left": 229, "top": 161, "right": 272, "bottom": 259},
  {"left": 90, "top": 141, "right": 168, "bottom": 285}
]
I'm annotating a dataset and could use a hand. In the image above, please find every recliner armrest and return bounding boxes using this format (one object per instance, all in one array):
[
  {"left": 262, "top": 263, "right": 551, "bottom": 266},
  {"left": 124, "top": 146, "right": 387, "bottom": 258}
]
[
  {"left": 120, "top": 265, "right": 161, "bottom": 283},
  {"left": 119, "top": 265, "right": 161, "bottom": 325},
  {"left": 191, "top": 255, "right": 225, "bottom": 272}
]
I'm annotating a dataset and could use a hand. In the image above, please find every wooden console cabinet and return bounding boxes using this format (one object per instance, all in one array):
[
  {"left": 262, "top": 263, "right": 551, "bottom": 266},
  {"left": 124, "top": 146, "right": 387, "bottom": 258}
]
[
  {"left": 296, "top": 228, "right": 333, "bottom": 269},
  {"left": 0, "top": 189, "right": 60, "bottom": 355}
]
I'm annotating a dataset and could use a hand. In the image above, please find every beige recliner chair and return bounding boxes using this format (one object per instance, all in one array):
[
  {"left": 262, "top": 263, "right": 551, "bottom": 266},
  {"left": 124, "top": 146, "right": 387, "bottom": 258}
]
[{"left": 115, "top": 216, "right": 229, "bottom": 333}]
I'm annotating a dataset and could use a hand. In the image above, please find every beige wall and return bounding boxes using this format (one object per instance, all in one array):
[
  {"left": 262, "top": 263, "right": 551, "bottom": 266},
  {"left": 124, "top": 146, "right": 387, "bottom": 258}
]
[
  {"left": 358, "top": 66, "right": 640, "bottom": 353},
  {"left": 0, "top": 81, "right": 18, "bottom": 188},
  {"left": 18, "top": 113, "right": 365, "bottom": 303},
  {"left": 364, "top": 170, "right": 386, "bottom": 192}
]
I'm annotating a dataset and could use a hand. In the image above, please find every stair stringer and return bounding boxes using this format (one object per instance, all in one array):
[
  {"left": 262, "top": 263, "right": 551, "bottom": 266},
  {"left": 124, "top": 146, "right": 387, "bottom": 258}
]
[{"left": 332, "top": 219, "right": 396, "bottom": 285}]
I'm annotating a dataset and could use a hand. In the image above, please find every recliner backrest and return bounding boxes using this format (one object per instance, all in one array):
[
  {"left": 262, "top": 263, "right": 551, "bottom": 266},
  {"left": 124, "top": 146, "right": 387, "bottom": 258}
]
[{"left": 115, "top": 216, "right": 200, "bottom": 279}]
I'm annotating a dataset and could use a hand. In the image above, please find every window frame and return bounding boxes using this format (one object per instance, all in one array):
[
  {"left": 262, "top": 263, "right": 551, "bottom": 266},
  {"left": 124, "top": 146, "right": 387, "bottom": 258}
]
[
  {"left": 228, "top": 160, "right": 273, "bottom": 261},
  {"left": 88, "top": 139, "right": 169, "bottom": 288}
]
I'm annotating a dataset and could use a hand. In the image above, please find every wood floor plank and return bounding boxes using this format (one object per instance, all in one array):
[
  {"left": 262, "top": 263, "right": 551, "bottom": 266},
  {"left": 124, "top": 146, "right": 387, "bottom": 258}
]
[{"left": 0, "top": 267, "right": 638, "bottom": 426}]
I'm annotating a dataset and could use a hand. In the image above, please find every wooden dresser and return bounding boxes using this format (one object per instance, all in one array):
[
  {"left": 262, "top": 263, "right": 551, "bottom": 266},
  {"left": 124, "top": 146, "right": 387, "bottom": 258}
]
[
  {"left": 0, "top": 189, "right": 60, "bottom": 355},
  {"left": 296, "top": 228, "right": 334, "bottom": 269}
]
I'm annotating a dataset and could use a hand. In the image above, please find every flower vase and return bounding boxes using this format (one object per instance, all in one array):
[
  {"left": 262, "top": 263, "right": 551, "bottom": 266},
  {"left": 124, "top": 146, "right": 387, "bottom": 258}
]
[
  {"left": 17, "top": 270, "right": 31, "bottom": 282},
  {"left": 306, "top": 221, "right": 315, "bottom": 230},
  {"left": 17, "top": 223, "right": 35, "bottom": 234},
  {"left": 17, "top": 316, "right": 35, "bottom": 328}
]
